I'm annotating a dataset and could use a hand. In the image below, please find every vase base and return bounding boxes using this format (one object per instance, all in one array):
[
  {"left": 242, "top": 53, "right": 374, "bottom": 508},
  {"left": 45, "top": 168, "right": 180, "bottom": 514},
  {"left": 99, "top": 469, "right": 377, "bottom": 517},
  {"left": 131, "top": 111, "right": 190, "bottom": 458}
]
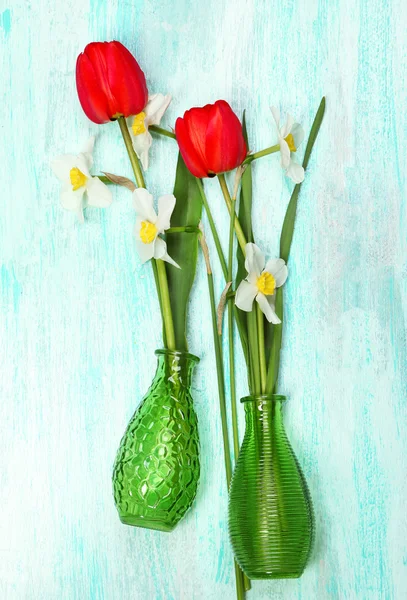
[
  {"left": 118, "top": 514, "right": 176, "bottom": 533},
  {"left": 243, "top": 570, "right": 304, "bottom": 580}
]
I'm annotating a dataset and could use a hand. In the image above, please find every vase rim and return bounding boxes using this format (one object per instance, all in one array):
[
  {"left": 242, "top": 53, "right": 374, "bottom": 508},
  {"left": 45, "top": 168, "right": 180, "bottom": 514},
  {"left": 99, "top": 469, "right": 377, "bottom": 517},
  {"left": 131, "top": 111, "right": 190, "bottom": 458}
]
[
  {"left": 241, "top": 394, "right": 287, "bottom": 403},
  {"left": 155, "top": 348, "right": 200, "bottom": 364}
]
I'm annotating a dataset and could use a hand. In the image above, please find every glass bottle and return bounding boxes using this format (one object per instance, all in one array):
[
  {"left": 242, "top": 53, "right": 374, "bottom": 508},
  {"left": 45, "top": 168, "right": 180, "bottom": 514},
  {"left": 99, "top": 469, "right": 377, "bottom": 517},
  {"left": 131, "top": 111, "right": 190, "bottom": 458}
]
[
  {"left": 228, "top": 394, "right": 314, "bottom": 578},
  {"left": 112, "top": 349, "right": 200, "bottom": 532}
]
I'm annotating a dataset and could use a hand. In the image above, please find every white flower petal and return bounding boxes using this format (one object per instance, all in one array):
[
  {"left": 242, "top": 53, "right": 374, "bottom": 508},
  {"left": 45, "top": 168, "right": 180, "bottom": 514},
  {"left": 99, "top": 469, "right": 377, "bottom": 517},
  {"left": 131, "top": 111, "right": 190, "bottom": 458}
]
[
  {"left": 133, "top": 188, "right": 157, "bottom": 223},
  {"left": 156, "top": 194, "right": 176, "bottom": 232},
  {"left": 245, "top": 243, "right": 265, "bottom": 277},
  {"left": 235, "top": 280, "right": 258, "bottom": 313},
  {"left": 291, "top": 123, "right": 304, "bottom": 149},
  {"left": 264, "top": 259, "right": 288, "bottom": 287},
  {"left": 281, "top": 113, "right": 295, "bottom": 138},
  {"left": 279, "top": 138, "right": 291, "bottom": 169},
  {"left": 86, "top": 177, "right": 113, "bottom": 208},
  {"left": 135, "top": 239, "right": 155, "bottom": 263},
  {"left": 256, "top": 293, "right": 281, "bottom": 324},
  {"left": 145, "top": 94, "right": 172, "bottom": 126},
  {"left": 270, "top": 106, "right": 280, "bottom": 129},
  {"left": 81, "top": 136, "right": 95, "bottom": 155},
  {"left": 286, "top": 159, "right": 305, "bottom": 183},
  {"left": 154, "top": 237, "right": 180, "bottom": 268},
  {"left": 131, "top": 130, "right": 152, "bottom": 170},
  {"left": 60, "top": 183, "right": 85, "bottom": 223},
  {"left": 51, "top": 154, "right": 77, "bottom": 183}
]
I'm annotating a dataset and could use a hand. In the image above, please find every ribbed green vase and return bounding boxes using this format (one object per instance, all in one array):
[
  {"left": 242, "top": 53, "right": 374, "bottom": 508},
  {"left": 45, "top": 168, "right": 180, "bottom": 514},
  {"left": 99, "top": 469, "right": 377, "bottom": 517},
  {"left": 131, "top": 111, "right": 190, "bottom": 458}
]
[
  {"left": 112, "top": 349, "right": 200, "bottom": 532},
  {"left": 228, "top": 394, "right": 314, "bottom": 579}
]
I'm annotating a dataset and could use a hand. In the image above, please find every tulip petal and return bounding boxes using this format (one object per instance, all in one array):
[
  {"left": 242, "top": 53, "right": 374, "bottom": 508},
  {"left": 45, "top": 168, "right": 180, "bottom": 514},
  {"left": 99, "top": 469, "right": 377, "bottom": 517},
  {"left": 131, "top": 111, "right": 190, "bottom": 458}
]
[
  {"left": 133, "top": 188, "right": 157, "bottom": 223},
  {"left": 106, "top": 41, "right": 148, "bottom": 117},
  {"left": 76, "top": 51, "right": 112, "bottom": 124},
  {"left": 86, "top": 177, "right": 113, "bottom": 208},
  {"left": 175, "top": 116, "right": 208, "bottom": 178},
  {"left": 245, "top": 243, "right": 265, "bottom": 278},
  {"left": 206, "top": 100, "right": 246, "bottom": 174},
  {"left": 156, "top": 194, "right": 176, "bottom": 232},
  {"left": 235, "top": 280, "right": 257, "bottom": 313},
  {"left": 264, "top": 258, "right": 288, "bottom": 287}
]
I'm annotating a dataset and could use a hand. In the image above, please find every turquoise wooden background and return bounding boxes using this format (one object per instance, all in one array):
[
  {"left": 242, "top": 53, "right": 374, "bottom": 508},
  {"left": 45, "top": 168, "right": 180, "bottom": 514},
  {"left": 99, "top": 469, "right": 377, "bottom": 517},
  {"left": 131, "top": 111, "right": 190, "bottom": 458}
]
[{"left": 1, "top": 0, "right": 406, "bottom": 598}]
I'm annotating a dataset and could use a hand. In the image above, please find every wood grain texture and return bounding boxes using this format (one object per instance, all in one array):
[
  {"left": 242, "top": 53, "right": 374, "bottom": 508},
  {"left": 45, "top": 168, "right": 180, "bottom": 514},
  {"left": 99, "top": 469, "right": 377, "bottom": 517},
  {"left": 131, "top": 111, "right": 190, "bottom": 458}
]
[{"left": 1, "top": 0, "right": 406, "bottom": 598}]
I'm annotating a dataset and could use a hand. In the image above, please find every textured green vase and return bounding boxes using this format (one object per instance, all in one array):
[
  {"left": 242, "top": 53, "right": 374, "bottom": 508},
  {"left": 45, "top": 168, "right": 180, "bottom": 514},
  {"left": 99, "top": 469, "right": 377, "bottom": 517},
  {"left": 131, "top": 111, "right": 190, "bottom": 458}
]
[
  {"left": 112, "top": 349, "right": 200, "bottom": 532},
  {"left": 228, "top": 394, "right": 314, "bottom": 579}
]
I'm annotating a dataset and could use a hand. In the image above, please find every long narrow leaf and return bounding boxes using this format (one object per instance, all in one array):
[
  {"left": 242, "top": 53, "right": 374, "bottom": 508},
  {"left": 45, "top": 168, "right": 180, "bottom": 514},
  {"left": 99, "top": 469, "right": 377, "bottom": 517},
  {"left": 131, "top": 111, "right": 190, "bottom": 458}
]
[{"left": 166, "top": 154, "right": 202, "bottom": 351}]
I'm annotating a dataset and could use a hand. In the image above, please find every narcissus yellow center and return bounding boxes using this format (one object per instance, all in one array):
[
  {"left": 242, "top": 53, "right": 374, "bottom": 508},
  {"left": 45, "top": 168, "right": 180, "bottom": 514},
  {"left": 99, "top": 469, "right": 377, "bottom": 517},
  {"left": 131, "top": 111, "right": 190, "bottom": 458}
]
[
  {"left": 140, "top": 221, "right": 157, "bottom": 244},
  {"left": 132, "top": 112, "right": 147, "bottom": 136},
  {"left": 256, "top": 272, "right": 276, "bottom": 296},
  {"left": 284, "top": 133, "right": 296, "bottom": 152},
  {"left": 69, "top": 167, "right": 87, "bottom": 191}
]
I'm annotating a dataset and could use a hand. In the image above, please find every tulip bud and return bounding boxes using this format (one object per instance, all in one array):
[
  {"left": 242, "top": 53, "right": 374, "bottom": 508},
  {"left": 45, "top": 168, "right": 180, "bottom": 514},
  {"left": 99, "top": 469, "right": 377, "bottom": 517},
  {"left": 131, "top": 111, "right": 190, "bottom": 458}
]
[
  {"left": 175, "top": 100, "right": 247, "bottom": 178},
  {"left": 76, "top": 41, "right": 148, "bottom": 124}
]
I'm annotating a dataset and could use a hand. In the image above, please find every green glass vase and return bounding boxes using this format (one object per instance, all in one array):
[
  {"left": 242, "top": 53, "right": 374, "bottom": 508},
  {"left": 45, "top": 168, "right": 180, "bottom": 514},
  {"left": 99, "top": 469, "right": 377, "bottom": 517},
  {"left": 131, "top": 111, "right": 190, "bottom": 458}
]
[
  {"left": 228, "top": 394, "right": 314, "bottom": 579},
  {"left": 112, "top": 349, "right": 200, "bottom": 532}
]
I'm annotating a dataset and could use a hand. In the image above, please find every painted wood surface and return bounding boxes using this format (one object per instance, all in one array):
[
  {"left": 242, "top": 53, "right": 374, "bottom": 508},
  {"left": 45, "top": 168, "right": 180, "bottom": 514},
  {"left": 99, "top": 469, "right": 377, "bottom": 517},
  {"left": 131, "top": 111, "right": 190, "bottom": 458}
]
[{"left": 1, "top": 0, "right": 406, "bottom": 598}]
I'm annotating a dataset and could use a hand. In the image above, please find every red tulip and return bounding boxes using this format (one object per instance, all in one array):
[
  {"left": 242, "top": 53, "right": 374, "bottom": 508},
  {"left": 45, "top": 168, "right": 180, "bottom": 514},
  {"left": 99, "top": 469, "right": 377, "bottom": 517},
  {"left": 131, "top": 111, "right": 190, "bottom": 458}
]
[
  {"left": 175, "top": 100, "right": 247, "bottom": 178},
  {"left": 76, "top": 41, "right": 148, "bottom": 124}
]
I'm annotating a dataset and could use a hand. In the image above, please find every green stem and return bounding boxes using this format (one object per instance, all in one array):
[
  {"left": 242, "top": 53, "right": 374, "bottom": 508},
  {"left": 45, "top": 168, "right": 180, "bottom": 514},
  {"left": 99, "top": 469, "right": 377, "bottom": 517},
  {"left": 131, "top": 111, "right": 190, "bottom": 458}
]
[
  {"left": 155, "top": 259, "right": 176, "bottom": 351},
  {"left": 149, "top": 124, "right": 177, "bottom": 139},
  {"left": 247, "top": 310, "right": 261, "bottom": 395},
  {"left": 196, "top": 179, "right": 228, "bottom": 277},
  {"left": 118, "top": 116, "right": 177, "bottom": 352},
  {"left": 97, "top": 175, "right": 113, "bottom": 184},
  {"left": 266, "top": 96, "right": 326, "bottom": 393},
  {"left": 196, "top": 178, "right": 250, "bottom": 371},
  {"left": 151, "top": 260, "right": 167, "bottom": 348},
  {"left": 227, "top": 194, "right": 239, "bottom": 460},
  {"left": 205, "top": 265, "right": 246, "bottom": 600},
  {"left": 117, "top": 116, "right": 146, "bottom": 188},
  {"left": 256, "top": 304, "right": 267, "bottom": 393},
  {"left": 217, "top": 174, "right": 247, "bottom": 253},
  {"left": 243, "top": 144, "right": 280, "bottom": 165}
]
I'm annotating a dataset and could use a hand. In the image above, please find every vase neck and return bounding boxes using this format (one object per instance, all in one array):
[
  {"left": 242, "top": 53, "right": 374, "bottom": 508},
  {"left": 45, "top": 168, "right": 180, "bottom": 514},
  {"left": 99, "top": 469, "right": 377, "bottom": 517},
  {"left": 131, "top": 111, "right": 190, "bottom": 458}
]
[
  {"left": 242, "top": 394, "right": 287, "bottom": 423},
  {"left": 155, "top": 349, "right": 199, "bottom": 388}
]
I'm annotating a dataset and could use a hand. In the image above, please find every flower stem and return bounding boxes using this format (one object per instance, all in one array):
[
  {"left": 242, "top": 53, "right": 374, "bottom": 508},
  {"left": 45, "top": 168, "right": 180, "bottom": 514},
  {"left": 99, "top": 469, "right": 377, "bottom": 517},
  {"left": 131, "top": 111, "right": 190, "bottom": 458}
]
[
  {"left": 243, "top": 144, "right": 280, "bottom": 165},
  {"left": 199, "top": 233, "right": 246, "bottom": 600},
  {"left": 196, "top": 179, "right": 228, "bottom": 277},
  {"left": 155, "top": 259, "right": 176, "bottom": 351},
  {"left": 256, "top": 304, "right": 267, "bottom": 393},
  {"left": 149, "top": 124, "right": 176, "bottom": 139},
  {"left": 117, "top": 116, "right": 175, "bottom": 351},
  {"left": 227, "top": 193, "right": 239, "bottom": 460},
  {"left": 217, "top": 174, "right": 247, "bottom": 253},
  {"left": 196, "top": 179, "right": 250, "bottom": 371},
  {"left": 117, "top": 116, "right": 146, "bottom": 188}
]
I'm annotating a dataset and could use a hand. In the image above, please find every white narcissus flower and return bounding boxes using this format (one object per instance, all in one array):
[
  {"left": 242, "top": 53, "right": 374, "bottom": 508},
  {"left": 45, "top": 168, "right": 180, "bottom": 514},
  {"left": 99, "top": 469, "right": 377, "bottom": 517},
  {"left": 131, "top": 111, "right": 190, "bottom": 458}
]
[
  {"left": 271, "top": 107, "right": 305, "bottom": 184},
  {"left": 128, "top": 94, "right": 172, "bottom": 171},
  {"left": 51, "top": 137, "right": 112, "bottom": 222},
  {"left": 235, "top": 243, "right": 288, "bottom": 324},
  {"left": 133, "top": 188, "right": 180, "bottom": 268}
]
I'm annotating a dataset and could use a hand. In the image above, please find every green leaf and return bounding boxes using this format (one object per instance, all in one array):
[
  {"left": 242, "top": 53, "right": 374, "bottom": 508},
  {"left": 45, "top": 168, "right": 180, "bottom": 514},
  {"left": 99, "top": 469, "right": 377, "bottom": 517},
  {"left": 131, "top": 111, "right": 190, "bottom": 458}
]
[
  {"left": 236, "top": 111, "right": 254, "bottom": 290},
  {"left": 165, "top": 153, "right": 202, "bottom": 351},
  {"left": 265, "top": 96, "right": 326, "bottom": 393},
  {"left": 280, "top": 96, "right": 325, "bottom": 262}
]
